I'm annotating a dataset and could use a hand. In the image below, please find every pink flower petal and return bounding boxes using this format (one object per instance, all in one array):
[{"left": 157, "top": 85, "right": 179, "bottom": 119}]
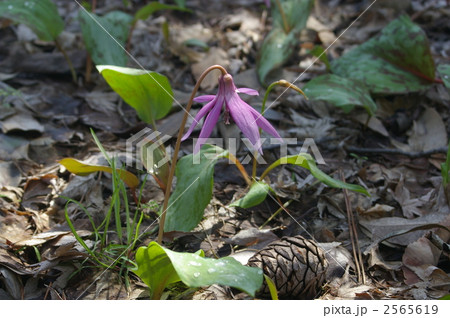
[
  {"left": 193, "top": 97, "right": 224, "bottom": 153},
  {"left": 236, "top": 88, "right": 259, "bottom": 96},
  {"left": 193, "top": 95, "right": 216, "bottom": 103},
  {"left": 247, "top": 106, "right": 282, "bottom": 140},
  {"left": 227, "top": 94, "right": 263, "bottom": 153},
  {"left": 181, "top": 98, "right": 217, "bottom": 141}
]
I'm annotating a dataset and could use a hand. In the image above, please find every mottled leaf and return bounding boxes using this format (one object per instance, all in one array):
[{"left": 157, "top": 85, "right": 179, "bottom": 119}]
[
  {"left": 438, "top": 64, "right": 450, "bottom": 89},
  {"left": 164, "top": 145, "right": 229, "bottom": 232},
  {"left": 271, "top": 0, "right": 314, "bottom": 33},
  {"left": 0, "top": 0, "right": 63, "bottom": 41},
  {"left": 303, "top": 74, "right": 377, "bottom": 115},
  {"left": 79, "top": 10, "right": 132, "bottom": 66},
  {"left": 257, "top": 28, "right": 297, "bottom": 85},
  {"left": 134, "top": 242, "right": 263, "bottom": 299},
  {"left": 332, "top": 15, "right": 435, "bottom": 94}
]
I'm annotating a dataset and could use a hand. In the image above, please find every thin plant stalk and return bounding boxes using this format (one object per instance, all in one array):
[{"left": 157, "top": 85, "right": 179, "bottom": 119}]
[
  {"left": 227, "top": 152, "right": 251, "bottom": 185},
  {"left": 84, "top": 0, "right": 97, "bottom": 83},
  {"left": 157, "top": 65, "right": 228, "bottom": 244},
  {"left": 54, "top": 38, "right": 77, "bottom": 84},
  {"left": 275, "top": 0, "right": 290, "bottom": 33},
  {"left": 259, "top": 199, "right": 292, "bottom": 229},
  {"left": 252, "top": 80, "right": 307, "bottom": 179}
]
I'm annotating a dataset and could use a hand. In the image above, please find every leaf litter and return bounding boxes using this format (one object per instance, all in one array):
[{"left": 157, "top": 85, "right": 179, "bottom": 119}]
[{"left": 0, "top": 0, "right": 450, "bottom": 300}]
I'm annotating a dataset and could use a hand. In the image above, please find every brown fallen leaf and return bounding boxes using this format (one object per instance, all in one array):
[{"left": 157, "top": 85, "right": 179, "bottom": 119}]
[{"left": 191, "top": 47, "right": 230, "bottom": 90}]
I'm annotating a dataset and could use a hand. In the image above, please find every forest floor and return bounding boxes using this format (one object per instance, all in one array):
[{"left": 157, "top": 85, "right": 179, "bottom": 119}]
[{"left": 0, "top": 0, "right": 450, "bottom": 300}]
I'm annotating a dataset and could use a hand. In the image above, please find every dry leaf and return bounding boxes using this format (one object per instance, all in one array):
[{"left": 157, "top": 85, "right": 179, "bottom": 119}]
[{"left": 191, "top": 47, "right": 230, "bottom": 90}]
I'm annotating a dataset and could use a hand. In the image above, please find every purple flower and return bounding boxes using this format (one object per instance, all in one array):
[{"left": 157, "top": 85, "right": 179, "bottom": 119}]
[
  {"left": 264, "top": 0, "right": 271, "bottom": 8},
  {"left": 182, "top": 73, "right": 281, "bottom": 154}
]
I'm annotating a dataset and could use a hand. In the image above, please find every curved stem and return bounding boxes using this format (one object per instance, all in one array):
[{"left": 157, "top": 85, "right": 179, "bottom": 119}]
[
  {"left": 227, "top": 152, "right": 251, "bottom": 186},
  {"left": 54, "top": 38, "right": 77, "bottom": 84},
  {"left": 259, "top": 199, "right": 292, "bottom": 229},
  {"left": 275, "top": 0, "right": 290, "bottom": 33},
  {"left": 259, "top": 158, "right": 279, "bottom": 181},
  {"left": 251, "top": 81, "right": 278, "bottom": 179},
  {"left": 157, "top": 65, "right": 228, "bottom": 244},
  {"left": 252, "top": 80, "right": 307, "bottom": 179}
]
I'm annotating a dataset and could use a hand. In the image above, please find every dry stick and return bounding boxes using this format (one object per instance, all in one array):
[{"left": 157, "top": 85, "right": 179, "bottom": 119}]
[
  {"left": 157, "top": 65, "right": 228, "bottom": 244},
  {"left": 341, "top": 171, "right": 366, "bottom": 284}
]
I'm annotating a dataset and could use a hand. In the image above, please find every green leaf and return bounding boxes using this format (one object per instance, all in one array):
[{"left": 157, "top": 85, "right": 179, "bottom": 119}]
[
  {"left": 263, "top": 153, "right": 369, "bottom": 195},
  {"left": 59, "top": 158, "right": 139, "bottom": 189},
  {"left": 271, "top": 0, "right": 313, "bottom": 33},
  {"left": 264, "top": 274, "right": 279, "bottom": 300},
  {"left": 134, "top": 242, "right": 263, "bottom": 299},
  {"left": 0, "top": 0, "right": 64, "bottom": 41},
  {"left": 184, "top": 39, "right": 209, "bottom": 51},
  {"left": 303, "top": 74, "right": 377, "bottom": 116},
  {"left": 173, "top": 0, "right": 186, "bottom": 8},
  {"left": 331, "top": 15, "right": 435, "bottom": 94},
  {"left": 97, "top": 65, "right": 173, "bottom": 123},
  {"left": 257, "top": 28, "right": 297, "bottom": 85},
  {"left": 438, "top": 64, "right": 450, "bottom": 90},
  {"left": 230, "top": 181, "right": 270, "bottom": 209},
  {"left": 164, "top": 145, "right": 229, "bottom": 232},
  {"left": 133, "top": 1, "right": 190, "bottom": 23},
  {"left": 79, "top": 10, "right": 132, "bottom": 66},
  {"left": 133, "top": 241, "right": 187, "bottom": 299},
  {"left": 308, "top": 46, "right": 331, "bottom": 71}
]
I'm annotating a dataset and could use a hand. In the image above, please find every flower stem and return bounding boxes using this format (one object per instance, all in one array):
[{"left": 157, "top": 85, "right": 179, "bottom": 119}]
[
  {"left": 251, "top": 80, "right": 307, "bottom": 179},
  {"left": 275, "top": 0, "right": 290, "bottom": 33},
  {"left": 259, "top": 199, "right": 292, "bottom": 229},
  {"left": 227, "top": 152, "right": 251, "bottom": 186},
  {"left": 54, "top": 38, "right": 77, "bottom": 84},
  {"left": 157, "top": 65, "right": 228, "bottom": 244}
]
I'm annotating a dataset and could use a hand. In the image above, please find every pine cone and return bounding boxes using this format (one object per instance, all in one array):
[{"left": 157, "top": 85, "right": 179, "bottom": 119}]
[{"left": 247, "top": 235, "right": 328, "bottom": 299}]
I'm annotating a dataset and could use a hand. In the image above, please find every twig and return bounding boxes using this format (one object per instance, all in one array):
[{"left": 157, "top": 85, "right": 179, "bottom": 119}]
[{"left": 341, "top": 170, "right": 366, "bottom": 284}]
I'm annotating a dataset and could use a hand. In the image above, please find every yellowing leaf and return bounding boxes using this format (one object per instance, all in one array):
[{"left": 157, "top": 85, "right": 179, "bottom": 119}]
[{"left": 59, "top": 158, "right": 138, "bottom": 189}]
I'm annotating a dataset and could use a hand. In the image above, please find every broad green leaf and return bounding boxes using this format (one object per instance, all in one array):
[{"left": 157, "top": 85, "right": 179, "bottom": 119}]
[
  {"left": 303, "top": 74, "right": 377, "bottom": 116},
  {"left": 262, "top": 153, "right": 369, "bottom": 195},
  {"left": 134, "top": 242, "right": 263, "bottom": 299},
  {"left": 79, "top": 10, "right": 132, "bottom": 66},
  {"left": 257, "top": 28, "right": 297, "bottom": 85},
  {"left": 438, "top": 64, "right": 450, "bottom": 90},
  {"left": 97, "top": 65, "right": 173, "bottom": 123},
  {"left": 59, "top": 158, "right": 139, "bottom": 189},
  {"left": 230, "top": 181, "right": 270, "bottom": 209},
  {"left": 133, "top": 2, "right": 190, "bottom": 23},
  {"left": 0, "top": 0, "right": 64, "bottom": 41},
  {"left": 271, "top": 0, "right": 314, "bottom": 33},
  {"left": 133, "top": 242, "right": 202, "bottom": 299},
  {"left": 332, "top": 15, "right": 435, "bottom": 94},
  {"left": 164, "top": 145, "right": 229, "bottom": 232}
]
